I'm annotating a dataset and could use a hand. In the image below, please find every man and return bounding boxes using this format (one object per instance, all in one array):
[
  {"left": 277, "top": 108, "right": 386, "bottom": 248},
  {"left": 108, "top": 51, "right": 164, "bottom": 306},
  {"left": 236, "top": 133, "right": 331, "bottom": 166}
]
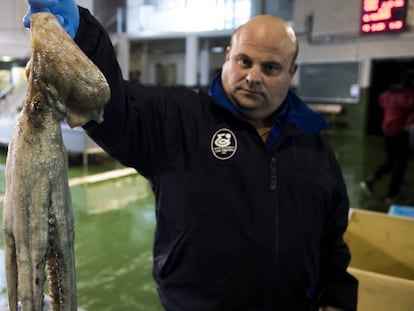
[
  {"left": 23, "top": 1, "right": 358, "bottom": 310},
  {"left": 360, "top": 72, "right": 414, "bottom": 204}
]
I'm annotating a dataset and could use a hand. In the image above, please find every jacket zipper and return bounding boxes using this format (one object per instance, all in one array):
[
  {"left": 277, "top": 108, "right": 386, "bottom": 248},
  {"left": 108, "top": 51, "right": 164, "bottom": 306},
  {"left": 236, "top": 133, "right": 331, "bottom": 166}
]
[
  {"left": 269, "top": 155, "right": 279, "bottom": 306},
  {"left": 270, "top": 156, "right": 277, "bottom": 190}
]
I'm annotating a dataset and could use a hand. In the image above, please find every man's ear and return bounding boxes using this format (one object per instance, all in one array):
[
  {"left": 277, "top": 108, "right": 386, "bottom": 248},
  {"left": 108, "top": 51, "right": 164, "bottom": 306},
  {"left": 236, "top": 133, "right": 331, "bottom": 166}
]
[
  {"left": 290, "top": 63, "right": 298, "bottom": 78},
  {"left": 225, "top": 46, "right": 231, "bottom": 61}
]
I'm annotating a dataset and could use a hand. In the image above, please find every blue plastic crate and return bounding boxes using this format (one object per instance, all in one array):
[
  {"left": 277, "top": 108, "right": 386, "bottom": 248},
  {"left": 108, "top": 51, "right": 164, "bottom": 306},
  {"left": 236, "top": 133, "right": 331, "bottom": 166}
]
[{"left": 388, "top": 205, "right": 414, "bottom": 218}]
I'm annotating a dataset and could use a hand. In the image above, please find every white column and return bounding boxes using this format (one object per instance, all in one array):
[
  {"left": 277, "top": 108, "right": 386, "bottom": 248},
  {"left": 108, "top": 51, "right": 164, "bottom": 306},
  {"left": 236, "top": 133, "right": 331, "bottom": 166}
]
[
  {"left": 116, "top": 34, "right": 130, "bottom": 80},
  {"left": 185, "top": 34, "right": 199, "bottom": 87},
  {"left": 199, "top": 39, "right": 210, "bottom": 87},
  {"left": 141, "top": 42, "right": 149, "bottom": 84}
]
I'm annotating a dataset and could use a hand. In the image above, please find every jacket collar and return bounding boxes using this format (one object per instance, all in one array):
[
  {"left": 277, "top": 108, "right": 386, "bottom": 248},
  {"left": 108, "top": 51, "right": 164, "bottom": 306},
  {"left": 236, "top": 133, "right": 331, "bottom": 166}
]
[{"left": 208, "top": 73, "right": 328, "bottom": 136}]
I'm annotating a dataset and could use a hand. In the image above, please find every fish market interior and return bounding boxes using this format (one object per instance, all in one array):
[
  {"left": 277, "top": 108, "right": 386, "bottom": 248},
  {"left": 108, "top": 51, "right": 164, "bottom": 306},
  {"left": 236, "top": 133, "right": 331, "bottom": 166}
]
[{"left": 1, "top": 0, "right": 414, "bottom": 310}]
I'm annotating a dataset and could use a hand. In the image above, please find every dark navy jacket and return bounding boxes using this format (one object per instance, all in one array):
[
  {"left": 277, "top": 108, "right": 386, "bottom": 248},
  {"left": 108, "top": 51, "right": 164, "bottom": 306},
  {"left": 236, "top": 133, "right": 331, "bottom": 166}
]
[{"left": 77, "top": 8, "right": 358, "bottom": 311}]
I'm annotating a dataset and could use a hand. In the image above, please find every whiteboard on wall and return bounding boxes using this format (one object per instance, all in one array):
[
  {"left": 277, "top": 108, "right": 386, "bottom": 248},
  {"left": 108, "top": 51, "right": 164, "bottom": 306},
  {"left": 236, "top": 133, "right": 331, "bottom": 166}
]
[{"left": 296, "top": 61, "right": 360, "bottom": 104}]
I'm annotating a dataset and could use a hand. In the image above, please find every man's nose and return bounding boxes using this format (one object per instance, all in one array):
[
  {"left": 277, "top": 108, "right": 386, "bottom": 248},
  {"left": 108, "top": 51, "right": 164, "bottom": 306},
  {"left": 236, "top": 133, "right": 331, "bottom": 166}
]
[{"left": 246, "top": 66, "right": 262, "bottom": 85}]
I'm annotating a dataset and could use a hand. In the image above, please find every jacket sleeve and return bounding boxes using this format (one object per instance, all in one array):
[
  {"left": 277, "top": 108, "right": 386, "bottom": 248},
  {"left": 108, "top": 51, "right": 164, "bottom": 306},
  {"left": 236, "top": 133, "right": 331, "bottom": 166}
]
[
  {"left": 74, "top": 7, "right": 160, "bottom": 177},
  {"left": 319, "top": 142, "right": 358, "bottom": 311}
]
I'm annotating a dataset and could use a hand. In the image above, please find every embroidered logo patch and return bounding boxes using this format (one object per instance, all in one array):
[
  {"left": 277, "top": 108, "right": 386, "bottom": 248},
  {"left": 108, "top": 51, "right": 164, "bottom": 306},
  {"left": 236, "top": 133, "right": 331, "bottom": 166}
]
[{"left": 211, "top": 128, "right": 237, "bottom": 160}]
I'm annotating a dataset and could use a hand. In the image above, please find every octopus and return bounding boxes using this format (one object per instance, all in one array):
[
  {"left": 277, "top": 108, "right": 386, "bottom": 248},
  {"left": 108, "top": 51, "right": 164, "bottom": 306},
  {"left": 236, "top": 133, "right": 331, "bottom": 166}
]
[{"left": 2, "top": 12, "right": 110, "bottom": 311}]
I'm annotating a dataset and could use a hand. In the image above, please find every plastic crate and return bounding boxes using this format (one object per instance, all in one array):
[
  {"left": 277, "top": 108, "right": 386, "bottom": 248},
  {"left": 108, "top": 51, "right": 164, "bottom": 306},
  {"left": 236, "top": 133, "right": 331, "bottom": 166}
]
[{"left": 388, "top": 205, "right": 414, "bottom": 218}]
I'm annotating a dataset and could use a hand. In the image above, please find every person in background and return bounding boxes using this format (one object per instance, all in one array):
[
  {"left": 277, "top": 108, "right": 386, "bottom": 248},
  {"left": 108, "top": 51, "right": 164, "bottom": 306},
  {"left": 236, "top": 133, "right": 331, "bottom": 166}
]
[
  {"left": 23, "top": 1, "right": 358, "bottom": 310},
  {"left": 360, "top": 72, "right": 414, "bottom": 204}
]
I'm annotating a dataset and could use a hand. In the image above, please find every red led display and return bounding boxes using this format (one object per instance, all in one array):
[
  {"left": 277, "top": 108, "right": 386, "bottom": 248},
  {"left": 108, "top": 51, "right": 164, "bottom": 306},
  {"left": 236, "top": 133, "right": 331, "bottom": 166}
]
[{"left": 361, "top": 0, "right": 408, "bottom": 34}]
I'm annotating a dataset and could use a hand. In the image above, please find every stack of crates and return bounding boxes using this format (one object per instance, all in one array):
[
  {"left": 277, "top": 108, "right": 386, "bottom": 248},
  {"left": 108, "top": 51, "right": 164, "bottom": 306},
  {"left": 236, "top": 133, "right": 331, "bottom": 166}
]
[{"left": 344, "top": 208, "right": 414, "bottom": 311}]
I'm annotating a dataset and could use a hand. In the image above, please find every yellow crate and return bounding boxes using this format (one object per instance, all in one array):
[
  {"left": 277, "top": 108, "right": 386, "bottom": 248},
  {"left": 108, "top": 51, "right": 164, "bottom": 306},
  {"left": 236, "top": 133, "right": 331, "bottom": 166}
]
[{"left": 344, "top": 208, "right": 414, "bottom": 311}]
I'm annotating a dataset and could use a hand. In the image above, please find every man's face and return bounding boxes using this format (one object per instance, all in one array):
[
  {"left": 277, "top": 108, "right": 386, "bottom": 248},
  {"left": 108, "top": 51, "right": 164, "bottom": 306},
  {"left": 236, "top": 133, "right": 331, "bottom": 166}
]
[{"left": 221, "top": 28, "right": 297, "bottom": 122}]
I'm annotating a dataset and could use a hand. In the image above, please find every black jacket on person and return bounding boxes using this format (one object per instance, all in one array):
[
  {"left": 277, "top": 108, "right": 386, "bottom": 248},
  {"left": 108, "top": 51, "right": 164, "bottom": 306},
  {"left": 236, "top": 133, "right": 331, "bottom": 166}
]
[{"left": 76, "top": 7, "right": 358, "bottom": 311}]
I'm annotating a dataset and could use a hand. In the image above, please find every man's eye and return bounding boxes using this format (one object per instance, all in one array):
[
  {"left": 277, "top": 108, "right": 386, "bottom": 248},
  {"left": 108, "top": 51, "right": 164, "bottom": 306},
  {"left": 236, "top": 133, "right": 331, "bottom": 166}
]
[
  {"left": 237, "top": 58, "right": 251, "bottom": 67},
  {"left": 263, "top": 64, "right": 282, "bottom": 76}
]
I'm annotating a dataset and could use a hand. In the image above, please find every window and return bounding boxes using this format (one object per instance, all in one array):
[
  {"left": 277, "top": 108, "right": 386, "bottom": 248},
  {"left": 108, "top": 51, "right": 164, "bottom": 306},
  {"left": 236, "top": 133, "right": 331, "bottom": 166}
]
[{"left": 127, "top": 0, "right": 251, "bottom": 33}]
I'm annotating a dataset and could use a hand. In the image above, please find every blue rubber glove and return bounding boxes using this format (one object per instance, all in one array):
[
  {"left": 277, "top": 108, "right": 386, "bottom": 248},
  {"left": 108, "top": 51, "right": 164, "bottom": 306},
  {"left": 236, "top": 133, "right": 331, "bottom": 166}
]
[{"left": 23, "top": 0, "right": 79, "bottom": 38}]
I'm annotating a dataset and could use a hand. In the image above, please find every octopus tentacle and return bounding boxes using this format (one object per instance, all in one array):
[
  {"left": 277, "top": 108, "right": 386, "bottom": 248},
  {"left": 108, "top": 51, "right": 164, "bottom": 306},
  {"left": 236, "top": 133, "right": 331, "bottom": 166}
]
[{"left": 2, "top": 12, "right": 109, "bottom": 311}]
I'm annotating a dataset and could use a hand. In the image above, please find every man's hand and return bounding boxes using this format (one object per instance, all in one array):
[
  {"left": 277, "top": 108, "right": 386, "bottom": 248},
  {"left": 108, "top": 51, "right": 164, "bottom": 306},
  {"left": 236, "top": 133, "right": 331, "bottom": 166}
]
[{"left": 23, "top": 0, "right": 79, "bottom": 38}]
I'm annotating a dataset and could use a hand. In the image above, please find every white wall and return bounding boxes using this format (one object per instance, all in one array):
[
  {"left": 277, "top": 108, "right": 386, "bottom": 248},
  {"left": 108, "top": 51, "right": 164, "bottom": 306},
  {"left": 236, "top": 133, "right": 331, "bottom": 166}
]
[
  {"left": 128, "top": 0, "right": 414, "bottom": 88},
  {"left": 293, "top": 0, "right": 414, "bottom": 87},
  {"left": 77, "top": 0, "right": 94, "bottom": 12},
  {"left": 0, "top": 0, "right": 95, "bottom": 59},
  {"left": 0, "top": 0, "right": 30, "bottom": 58}
]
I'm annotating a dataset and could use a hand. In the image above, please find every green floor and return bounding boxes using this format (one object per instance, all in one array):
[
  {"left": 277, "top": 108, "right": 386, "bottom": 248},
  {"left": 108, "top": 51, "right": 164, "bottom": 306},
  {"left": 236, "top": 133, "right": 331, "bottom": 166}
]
[
  {"left": 326, "top": 132, "right": 414, "bottom": 213},
  {"left": 0, "top": 130, "right": 413, "bottom": 310}
]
